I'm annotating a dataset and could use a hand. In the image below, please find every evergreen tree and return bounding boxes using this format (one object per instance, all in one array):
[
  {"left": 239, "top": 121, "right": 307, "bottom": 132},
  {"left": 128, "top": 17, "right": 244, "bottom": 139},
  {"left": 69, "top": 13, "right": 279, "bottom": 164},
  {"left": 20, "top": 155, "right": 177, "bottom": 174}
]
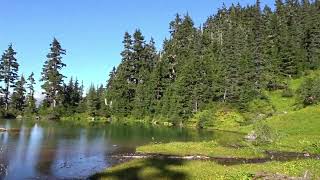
[
  {"left": 25, "top": 72, "right": 36, "bottom": 114},
  {"left": 251, "top": 0, "right": 266, "bottom": 91},
  {"left": 0, "top": 44, "right": 19, "bottom": 111},
  {"left": 103, "top": 0, "right": 320, "bottom": 123},
  {"left": 106, "top": 32, "right": 134, "bottom": 116},
  {"left": 11, "top": 75, "right": 26, "bottom": 113},
  {"left": 40, "top": 38, "right": 66, "bottom": 108},
  {"left": 86, "top": 84, "right": 99, "bottom": 117}
]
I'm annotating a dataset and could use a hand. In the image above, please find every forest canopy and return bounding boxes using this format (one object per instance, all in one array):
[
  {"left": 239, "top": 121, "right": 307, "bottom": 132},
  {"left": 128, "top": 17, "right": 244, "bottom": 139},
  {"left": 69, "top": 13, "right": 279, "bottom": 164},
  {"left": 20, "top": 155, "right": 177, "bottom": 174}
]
[{"left": 0, "top": 0, "right": 319, "bottom": 125}]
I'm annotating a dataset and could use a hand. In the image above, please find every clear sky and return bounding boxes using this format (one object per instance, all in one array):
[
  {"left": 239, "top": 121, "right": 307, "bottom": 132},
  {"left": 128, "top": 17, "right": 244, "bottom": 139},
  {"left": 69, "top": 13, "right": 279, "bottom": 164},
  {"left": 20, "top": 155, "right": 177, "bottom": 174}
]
[{"left": 0, "top": 0, "right": 274, "bottom": 95}]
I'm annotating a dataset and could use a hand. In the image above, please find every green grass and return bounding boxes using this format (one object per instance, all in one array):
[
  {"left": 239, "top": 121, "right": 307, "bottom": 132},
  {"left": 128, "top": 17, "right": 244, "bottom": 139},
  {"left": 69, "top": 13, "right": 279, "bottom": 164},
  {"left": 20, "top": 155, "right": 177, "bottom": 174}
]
[
  {"left": 266, "top": 105, "right": 320, "bottom": 135},
  {"left": 137, "top": 104, "right": 320, "bottom": 156},
  {"left": 266, "top": 90, "right": 296, "bottom": 112},
  {"left": 261, "top": 105, "right": 320, "bottom": 154},
  {"left": 92, "top": 159, "right": 320, "bottom": 180},
  {"left": 93, "top": 97, "right": 320, "bottom": 180},
  {"left": 137, "top": 141, "right": 265, "bottom": 158},
  {"left": 93, "top": 74, "right": 320, "bottom": 180}
]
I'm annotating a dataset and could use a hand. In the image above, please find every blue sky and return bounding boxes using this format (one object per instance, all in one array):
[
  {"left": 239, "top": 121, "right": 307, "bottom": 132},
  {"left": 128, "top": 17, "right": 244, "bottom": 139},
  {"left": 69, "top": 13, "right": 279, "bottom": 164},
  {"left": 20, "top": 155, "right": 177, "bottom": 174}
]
[{"left": 0, "top": 0, "right": 274, "bottom": 94}]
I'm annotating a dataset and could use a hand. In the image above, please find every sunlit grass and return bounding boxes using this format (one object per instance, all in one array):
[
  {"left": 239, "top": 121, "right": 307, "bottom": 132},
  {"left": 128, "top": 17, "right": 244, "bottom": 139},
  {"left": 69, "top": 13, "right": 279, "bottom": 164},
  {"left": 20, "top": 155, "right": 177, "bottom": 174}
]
[
  {"left": 92, "top": 159, "right": 320, "bottom": 180},
  {"left": 137, "top": 141, "right": 265, "bottom": 158}
]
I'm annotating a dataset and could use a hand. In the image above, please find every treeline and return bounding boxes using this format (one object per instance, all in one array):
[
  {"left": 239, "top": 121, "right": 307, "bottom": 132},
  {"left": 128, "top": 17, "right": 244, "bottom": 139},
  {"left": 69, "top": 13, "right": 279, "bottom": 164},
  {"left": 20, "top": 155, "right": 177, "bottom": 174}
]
[
  {"left": 1, "top": 0, "right": 319, "bottom": 123},
  {"left": 0, "top": 38, "right": 113, "bottom": 119},
  {"left": 105, "top": 0, "right": 320, "bottom": 123},
  {"left": 0, "top": 39, "right": 81, "bottom": 118},
  {"left": 0, "top": 45, "right": 36, "bottom": 117}
]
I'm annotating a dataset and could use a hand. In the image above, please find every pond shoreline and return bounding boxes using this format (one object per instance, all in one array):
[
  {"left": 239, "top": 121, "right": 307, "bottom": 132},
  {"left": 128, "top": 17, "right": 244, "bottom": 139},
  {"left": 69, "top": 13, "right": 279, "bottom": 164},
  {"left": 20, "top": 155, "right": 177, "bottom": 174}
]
[
  {"left": 1, "top": 119, "right": 226, "bottom": 179},
  {"left": 107, "top": 151, "right": 320, "bottom": 166}
]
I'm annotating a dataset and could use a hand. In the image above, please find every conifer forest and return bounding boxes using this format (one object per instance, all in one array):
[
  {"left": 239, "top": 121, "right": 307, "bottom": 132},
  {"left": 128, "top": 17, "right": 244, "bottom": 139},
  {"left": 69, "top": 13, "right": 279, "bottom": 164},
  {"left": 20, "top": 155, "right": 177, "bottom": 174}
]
[{"left": 1, "top": 0, "right": 320, "bottom": 179}]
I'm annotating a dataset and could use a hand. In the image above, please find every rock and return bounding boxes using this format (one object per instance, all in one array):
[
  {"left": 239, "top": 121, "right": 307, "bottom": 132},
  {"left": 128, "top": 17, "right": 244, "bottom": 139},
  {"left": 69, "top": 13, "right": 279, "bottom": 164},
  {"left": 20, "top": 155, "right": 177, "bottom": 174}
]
[
  {"left": 245, "top": 131, "right": 257, "bottom": 141},
  {"left": 0, "top": 128, "right": 7, "bottom": 132},
  {"left": 16, "top": 115, "right": 23, "bottom": 119}
]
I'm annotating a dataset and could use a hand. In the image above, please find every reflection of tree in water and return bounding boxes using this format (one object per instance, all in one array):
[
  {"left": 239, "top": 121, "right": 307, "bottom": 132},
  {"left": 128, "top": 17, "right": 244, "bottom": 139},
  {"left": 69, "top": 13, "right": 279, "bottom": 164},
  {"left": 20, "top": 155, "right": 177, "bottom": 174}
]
[
  {"left": 0, "top": 135, "right": 9, "bottom": 179},
  {"left": 34, "top": 127, "right": 110, "bottom": 178},
  {"left": 34, "top": 126, "right": 58, "bottom": 177},
  {"left": 0, "top": 150, "right": 9, "bottom": 178}
]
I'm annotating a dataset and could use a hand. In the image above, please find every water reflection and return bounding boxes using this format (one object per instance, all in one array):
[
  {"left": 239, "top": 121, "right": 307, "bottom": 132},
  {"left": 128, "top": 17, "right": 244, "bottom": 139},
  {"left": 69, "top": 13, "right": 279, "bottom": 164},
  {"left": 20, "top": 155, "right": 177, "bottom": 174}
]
[{"left": 0, "top": 120, "right": 240, "bottom": 179}]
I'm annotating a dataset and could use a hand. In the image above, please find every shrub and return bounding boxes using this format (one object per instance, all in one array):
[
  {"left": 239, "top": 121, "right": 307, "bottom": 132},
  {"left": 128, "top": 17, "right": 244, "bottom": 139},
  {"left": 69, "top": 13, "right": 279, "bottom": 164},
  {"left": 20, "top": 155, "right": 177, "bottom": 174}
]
[
  {"left": 194, "top": 110, "right": 214, "bottom": 128},
  {"left": 254, "top": 122, "right": 274, "bottom": 144},
  {"left": 282, "top": 88, "right": 294, "bottom": 98},
  {"left": 214, "top": 109, "right": 245, "bottom": 130},
  {"left": 300, "top": 140, "right": 320, "bottom": 154},
  {"left": 297, "top": 77, "right": 320, "bottom": 106},
  {"left": 244, "top": 98, "right": 274, "bottom": 123}
]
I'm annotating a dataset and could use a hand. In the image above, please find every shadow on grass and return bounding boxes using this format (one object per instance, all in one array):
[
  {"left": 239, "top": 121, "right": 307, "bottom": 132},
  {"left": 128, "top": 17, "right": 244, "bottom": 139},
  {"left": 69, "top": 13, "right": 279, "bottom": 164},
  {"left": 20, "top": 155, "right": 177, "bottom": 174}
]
[{"left": 90, "top": 158, "right": 187, "bottom": 180}]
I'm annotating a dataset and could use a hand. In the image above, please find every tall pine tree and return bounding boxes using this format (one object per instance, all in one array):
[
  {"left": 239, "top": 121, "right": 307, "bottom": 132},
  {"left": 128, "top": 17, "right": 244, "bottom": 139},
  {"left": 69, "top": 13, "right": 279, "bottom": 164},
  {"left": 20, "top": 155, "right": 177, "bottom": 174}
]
[
  {"left": 0, "top": 44, "right": 19, "bottom": 111},
  {"left": 40, "top": 38, "right": 66, "bottom": 108}
]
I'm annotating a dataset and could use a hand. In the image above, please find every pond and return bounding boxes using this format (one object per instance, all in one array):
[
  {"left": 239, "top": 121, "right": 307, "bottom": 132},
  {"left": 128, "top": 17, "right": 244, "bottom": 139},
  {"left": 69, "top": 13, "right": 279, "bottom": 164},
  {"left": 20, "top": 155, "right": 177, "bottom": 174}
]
[{"left": 0, "top": 119, "right": 240, "bottom": 179}]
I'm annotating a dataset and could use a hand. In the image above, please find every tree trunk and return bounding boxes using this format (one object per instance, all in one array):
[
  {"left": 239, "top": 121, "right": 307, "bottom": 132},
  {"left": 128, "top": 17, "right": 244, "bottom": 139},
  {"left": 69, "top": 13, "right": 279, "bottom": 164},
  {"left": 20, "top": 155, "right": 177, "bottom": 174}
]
[
  {"left": 53, "top": 99, "right": 56, "bottom": 108},
  {"left": 223, "top": 89, "right": 227, "bottom": 102},
  {"left": 5, "top": 82, "right": 9, "bottom": 111}
]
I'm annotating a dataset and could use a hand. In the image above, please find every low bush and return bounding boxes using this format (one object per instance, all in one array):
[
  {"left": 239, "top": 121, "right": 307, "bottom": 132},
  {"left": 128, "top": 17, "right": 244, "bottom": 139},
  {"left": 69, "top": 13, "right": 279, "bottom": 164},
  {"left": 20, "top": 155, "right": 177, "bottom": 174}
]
[
  {"left": 195, "top": 110, "right": 214, "bottom": 128},
  {"left": 214, "top": 108, "right": 245, "bottom": 130},
  {"left": 282, "top": 88, "right": 294, "bottom": 98},
  {"left": 297, "top": 77, "right": 320, "bottom": 106},
  {"left": 254, "top": 122, "right": 275, "bottom": 144},
  {"left": 244, "top": 98, "right": 274, "bottom": 123}
]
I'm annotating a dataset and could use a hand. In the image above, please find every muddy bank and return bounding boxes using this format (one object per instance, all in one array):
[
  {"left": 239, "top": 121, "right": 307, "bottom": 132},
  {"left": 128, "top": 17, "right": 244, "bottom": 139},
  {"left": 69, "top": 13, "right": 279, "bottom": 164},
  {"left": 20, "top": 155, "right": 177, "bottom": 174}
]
[{"left": 108, "top": 151, "right": 320, "bottom": 166}]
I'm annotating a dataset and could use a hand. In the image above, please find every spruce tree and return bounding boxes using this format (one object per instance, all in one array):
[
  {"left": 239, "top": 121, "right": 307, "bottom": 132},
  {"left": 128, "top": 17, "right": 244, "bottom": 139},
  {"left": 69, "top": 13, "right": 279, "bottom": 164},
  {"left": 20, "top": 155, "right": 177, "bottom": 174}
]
[
  {"left": 25, "top": 72, "right": 36, "bottom": 114},
  {"left": 86, "top": 84, "right": 99, "bottom": 117},
  {"left": 40, "top": 38, "right": 66, "bottom": 108},
  {"left": 11, "top": 75, "right": 26, "bottom": 113},
  {"left": 106, "top": 32, "right": 135, "bottom": 117},
  {"left": 251, "top": 0, "right": 265, "bottom": 91},
  {"left": 0, "top": 44, "right": 19, "bottom": 111},
  {"left": 103, "top": 0, "right": 320, "bottom": 123}
]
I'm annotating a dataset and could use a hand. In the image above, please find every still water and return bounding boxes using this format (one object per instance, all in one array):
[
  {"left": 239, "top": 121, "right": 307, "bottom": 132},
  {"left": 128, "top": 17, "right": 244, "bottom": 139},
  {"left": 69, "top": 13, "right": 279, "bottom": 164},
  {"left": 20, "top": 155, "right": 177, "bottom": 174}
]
[{"left": 0, "top": 119, "right": 239, "bottom": 179}]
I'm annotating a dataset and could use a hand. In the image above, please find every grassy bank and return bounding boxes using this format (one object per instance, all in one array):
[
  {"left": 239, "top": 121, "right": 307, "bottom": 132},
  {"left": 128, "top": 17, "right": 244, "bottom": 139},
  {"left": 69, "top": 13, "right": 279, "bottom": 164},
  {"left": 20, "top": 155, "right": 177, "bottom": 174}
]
[
  {"left": 92, "top": 104, "right": 320, "bottom": 179},
  {"left": 137, "top": 141, "right": 265, "bottom": 158},
  {"left": 92, "top": 159, "right": 320, "bottom": 180},
  {"left": 93, "top": 77, "right": 320, "bottom": 179}
]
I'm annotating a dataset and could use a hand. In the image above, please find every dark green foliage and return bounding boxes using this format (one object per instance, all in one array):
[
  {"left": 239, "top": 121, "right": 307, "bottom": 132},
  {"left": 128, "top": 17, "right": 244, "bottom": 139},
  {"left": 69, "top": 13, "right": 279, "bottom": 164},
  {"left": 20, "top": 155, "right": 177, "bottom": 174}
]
[
  {"left": 40, "top": 38, "right": 66, "bottom": 109},
  {"left": 0, "top": 44, "right": 19, "bottom": 111},
  {"left": 254, "top": 122, "right": 274, "bottom": 144},
  {"left": 86, "top": 85, "right": 99, "bottom": 117},
  {"left": 297, "top": 77, "right": 320, "bottom": 106},
  {"left": 10, "top": 75, "right": 26, "bottom": 114},
  {"left": 106, "top": 30, "right": 158, "bottom": 118},
  {"left": 104, "top": 1, "right": 320, "bottom": 124},
  {"left": 281, "top": 87, "right": 294, "bottom": 98},
  {"left": 3, "top": 0, "right": 320, "bottom": 124},
  {"left": 60, "top": 77, "right": 83, "bottom": 115},
  {"left": 25, "top": 72, "right": 37, "bottom": 114}
]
